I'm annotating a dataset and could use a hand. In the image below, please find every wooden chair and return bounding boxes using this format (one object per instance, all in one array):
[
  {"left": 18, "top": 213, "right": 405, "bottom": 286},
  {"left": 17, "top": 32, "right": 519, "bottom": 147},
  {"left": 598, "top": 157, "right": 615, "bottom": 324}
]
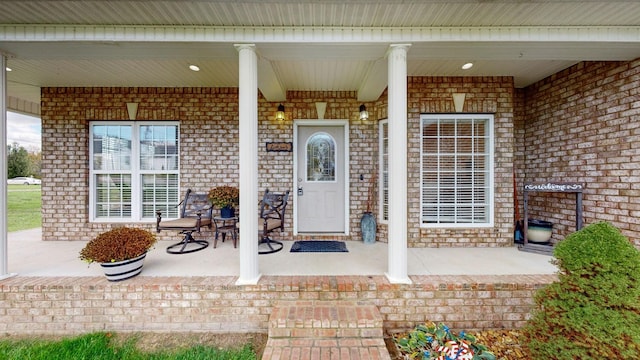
[
  {"left": 258, "top": 189, "right": 290, "bottom": 254},
  {"left": 156, "top": 189, "right": 212, "bottom": 254}
]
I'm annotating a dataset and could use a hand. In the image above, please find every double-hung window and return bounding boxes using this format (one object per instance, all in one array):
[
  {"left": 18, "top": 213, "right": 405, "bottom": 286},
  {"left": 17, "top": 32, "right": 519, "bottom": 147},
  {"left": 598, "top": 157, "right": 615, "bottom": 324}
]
[
  {"left": 90, "top": 121, "right": 180, "bottom": 222},
  {"left": 421, "top": 114, "right": 493, "bottom": 227}
]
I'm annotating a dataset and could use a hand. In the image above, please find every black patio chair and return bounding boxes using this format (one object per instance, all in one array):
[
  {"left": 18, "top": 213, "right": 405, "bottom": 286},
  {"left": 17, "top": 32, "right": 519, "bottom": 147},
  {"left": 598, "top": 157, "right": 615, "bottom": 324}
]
[
  {"left": 156, "top": 189, "right": 212, "bottom": 254},
  {"left": 258, "top": 189, "right": 290, "bottom": 254}
]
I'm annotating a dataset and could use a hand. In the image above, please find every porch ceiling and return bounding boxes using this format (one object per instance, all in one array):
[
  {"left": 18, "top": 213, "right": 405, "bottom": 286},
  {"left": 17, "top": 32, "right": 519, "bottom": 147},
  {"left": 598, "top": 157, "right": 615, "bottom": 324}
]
[{"left": 1, "top": 0, "right": 640, "bottom": 115}]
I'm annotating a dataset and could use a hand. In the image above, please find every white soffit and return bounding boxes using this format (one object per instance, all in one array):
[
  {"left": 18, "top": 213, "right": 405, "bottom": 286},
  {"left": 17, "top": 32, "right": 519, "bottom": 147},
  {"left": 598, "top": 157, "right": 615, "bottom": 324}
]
[{"left": 1, "top": 1, "right": 639, "bottom": 28}]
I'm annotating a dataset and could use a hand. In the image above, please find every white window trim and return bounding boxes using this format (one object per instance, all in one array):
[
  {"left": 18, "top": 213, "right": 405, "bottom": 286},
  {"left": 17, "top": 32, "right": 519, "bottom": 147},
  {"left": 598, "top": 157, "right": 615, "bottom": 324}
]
[
  {"left": 378, "top": 119, "right": 388, "bottom": 224},
  {"left": 419, "top": 114, "right": 494, "bottom": 228},
  {"left": 89, "top": 121, "right": 180, "bottom": 223}
]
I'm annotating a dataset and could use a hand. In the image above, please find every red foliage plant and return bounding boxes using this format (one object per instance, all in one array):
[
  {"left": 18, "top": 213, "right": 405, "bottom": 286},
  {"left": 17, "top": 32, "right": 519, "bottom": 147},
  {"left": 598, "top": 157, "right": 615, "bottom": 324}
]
[{"left": 79, "top": 227, "right": 157, "bottom": 264}]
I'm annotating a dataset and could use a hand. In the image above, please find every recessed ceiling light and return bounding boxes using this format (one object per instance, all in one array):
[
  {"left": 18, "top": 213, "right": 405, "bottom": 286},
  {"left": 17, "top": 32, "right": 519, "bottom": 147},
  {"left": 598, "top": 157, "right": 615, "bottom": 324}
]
[
  {"left": 461, "top": 62, "right": 473, "bottom": 70},
  {"left": 5, "top": 67, "right": 11, "bottom": 72},
  {"left": 189, "top": 64, "right": 200, "bottom": 72}
]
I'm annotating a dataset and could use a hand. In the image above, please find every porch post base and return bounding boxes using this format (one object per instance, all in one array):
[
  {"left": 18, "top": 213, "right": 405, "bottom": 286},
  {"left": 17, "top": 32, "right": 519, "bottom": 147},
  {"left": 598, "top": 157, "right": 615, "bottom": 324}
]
[
  {"left": 0, "top": 273, "right": 17, "bottom": 281},
  {"left": 235, "top": 273, "right": 262, "bottom": 286},
  {"left": 385, "top": 272, "right": 412, "bottom": 284}
]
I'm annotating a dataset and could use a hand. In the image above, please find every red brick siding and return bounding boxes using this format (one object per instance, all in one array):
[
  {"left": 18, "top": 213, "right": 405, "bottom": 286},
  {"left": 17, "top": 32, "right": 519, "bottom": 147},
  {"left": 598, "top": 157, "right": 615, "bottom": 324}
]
[{"left": 521, "top": 59, "right": 640, "bottom": 246}]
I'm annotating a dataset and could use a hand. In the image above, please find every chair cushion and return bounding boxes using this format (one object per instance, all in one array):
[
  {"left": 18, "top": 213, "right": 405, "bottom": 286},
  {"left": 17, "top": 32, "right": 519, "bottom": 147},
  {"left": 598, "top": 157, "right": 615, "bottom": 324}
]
[
  {"left": 159, "top": 218, "right": 200, "bottom": 229},
  {"left": 261, "top": 218, "right": 282, "bottom": 232}
]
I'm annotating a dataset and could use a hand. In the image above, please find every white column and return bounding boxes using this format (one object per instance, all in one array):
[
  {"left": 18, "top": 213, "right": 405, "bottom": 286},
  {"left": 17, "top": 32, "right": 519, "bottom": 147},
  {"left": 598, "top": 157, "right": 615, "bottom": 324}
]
[
  {"left": 235, "top": 44, "right": 261, "bottom": 285},
  {"left": 386, "top": 44, "right": 411, "bottom": 284},
  {"left": 0, "top": 55, "right": 15, "bottom": 279}
]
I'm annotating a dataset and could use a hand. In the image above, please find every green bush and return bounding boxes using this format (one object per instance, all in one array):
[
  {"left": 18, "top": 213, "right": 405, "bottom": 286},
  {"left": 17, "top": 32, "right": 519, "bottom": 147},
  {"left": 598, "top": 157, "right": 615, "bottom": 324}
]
[{"left": 523, "top": 222, "right": 640, "bottom": 359}]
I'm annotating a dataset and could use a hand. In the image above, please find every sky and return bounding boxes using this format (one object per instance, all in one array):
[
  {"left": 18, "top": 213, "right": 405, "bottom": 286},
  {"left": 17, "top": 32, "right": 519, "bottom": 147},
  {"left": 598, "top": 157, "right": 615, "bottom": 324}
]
[{"left": 6, "top": 111, "right": 42, "bottom": 151}]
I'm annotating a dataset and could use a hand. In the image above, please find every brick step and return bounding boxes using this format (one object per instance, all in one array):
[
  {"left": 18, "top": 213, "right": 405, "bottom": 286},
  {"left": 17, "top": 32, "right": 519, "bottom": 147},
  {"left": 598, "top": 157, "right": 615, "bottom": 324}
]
[{"left": 262, "top": 300, "right": 391, "bottom": 360}]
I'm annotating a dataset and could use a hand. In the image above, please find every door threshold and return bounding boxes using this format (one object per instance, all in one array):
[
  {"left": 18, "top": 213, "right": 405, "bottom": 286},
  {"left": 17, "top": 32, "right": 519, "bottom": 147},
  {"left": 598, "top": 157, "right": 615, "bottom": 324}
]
[
  {"left": 294, "top": 233, "right": 350, "bottom": 241},
  {"left": 296, "top": 233, "right": 348, "bottom": 236}
]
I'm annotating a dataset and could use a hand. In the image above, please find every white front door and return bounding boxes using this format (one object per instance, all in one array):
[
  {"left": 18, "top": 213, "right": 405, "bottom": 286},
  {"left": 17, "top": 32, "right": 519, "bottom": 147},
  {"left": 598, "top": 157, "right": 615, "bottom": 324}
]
[{"left": 296, "top": 124, "right": 347, "bottom": 233}]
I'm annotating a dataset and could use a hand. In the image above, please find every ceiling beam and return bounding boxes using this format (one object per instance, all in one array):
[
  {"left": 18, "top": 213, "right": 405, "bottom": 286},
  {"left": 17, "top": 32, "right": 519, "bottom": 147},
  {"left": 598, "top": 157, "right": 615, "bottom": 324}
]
[
  {"left": 257, "top": 57, "right": 286, "bottom": 102},
  {"left": 7, "top": 96, "right": 40, "bottom": 117},
  {"left": 358, "top": 58, "right": 387, "bottom": 102}
]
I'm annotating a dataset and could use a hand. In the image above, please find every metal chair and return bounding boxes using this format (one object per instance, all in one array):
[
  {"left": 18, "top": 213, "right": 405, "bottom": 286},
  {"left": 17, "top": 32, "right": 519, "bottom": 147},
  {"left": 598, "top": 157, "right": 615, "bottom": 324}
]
[
  {"left": 258, "top": 189, "right": 290, "bottom": 254},
  {"left": 156, "top": 189, "right": 212, "bottom": 254}
]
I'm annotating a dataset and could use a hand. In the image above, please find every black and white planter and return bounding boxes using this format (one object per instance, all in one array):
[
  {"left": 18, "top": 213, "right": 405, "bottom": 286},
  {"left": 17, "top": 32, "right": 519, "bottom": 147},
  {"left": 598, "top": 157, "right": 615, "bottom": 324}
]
[
  {"left": 100, "top": 253, "right": 147, "bottom": 281},
  {"left": 527, "top": 219, "right": 553, "bottom": 244}
]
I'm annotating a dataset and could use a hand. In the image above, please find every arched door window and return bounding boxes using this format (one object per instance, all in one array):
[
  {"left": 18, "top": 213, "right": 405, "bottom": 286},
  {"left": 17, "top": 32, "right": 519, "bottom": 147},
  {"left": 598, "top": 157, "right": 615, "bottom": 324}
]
[{"left": 306, "top": 132, "right": 336, "bottom": 182}]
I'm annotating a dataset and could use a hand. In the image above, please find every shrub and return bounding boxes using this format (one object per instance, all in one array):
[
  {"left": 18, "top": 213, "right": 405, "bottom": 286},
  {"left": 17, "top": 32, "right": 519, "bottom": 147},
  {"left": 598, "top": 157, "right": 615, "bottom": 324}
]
[
  {"left": 522, "top": 222, "right": 640, "bottom": 359},
  {"left": 79, "top": 227, "right": 157, "bottom": 264}
]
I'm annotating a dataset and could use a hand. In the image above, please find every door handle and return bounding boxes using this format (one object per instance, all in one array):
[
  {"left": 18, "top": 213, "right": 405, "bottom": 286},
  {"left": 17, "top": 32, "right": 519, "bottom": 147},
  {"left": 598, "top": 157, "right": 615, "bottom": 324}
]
[{"left": 297, "top": 187, "right": 303, "bottom": 196}]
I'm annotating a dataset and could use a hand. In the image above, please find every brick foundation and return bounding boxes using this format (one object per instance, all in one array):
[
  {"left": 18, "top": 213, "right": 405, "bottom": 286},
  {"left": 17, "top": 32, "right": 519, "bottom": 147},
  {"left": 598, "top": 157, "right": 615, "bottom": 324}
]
[{"left": 0, "top": 275, "right": 554, "bottom": 336}]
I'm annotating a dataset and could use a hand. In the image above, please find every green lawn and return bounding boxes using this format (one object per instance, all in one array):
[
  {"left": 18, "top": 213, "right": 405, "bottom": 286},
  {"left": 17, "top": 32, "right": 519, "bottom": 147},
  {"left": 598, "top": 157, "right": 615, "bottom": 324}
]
[
  {"left": 7, "top": 184, "right": 42, "bottom": 232},
  {"left": 0, "top": 332, "right": 257, "bottom": 360}
]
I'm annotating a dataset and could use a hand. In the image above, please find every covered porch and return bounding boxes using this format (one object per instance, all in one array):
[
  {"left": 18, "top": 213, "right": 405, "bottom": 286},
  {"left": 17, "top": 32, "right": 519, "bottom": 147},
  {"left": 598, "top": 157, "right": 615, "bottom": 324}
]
[
  {"left": 8, "top": 228, "right": 556, "bottom": 277},
  {"left": 1, "top": 228, "right": 557, "bottom": 337},
  {"left": 2, "top": 0, "right": 640, "bottom": 287}
]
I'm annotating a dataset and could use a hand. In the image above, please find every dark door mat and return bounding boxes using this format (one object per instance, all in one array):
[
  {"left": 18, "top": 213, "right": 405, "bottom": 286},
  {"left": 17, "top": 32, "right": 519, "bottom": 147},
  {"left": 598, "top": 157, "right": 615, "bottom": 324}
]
[{"left": 290, "top": 240, "right": 348, "bottom": 253}]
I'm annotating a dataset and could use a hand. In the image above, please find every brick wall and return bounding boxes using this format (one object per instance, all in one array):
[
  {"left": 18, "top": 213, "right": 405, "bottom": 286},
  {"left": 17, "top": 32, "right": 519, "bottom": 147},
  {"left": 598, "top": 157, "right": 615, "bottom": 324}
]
[
  {"left": 40, "top": 81, "right": 516, "bottom": 246},
  {"left": 405, "top": 77, "right": 516, "bottom": 247},
  {"left": 258, "top": 91, "right": 378, "bottom": 241},
  {"left": 41, "top": 87, "right": 243, "bottom": 241},
  {"left": 40, "top": 88, "right": 379, "bottom": 242},
  {"left": 0, "top": 275, "right": 554, "bottom": 335},
  {"left": 520, "top": 60, "right": 640, "bottom": 246}
]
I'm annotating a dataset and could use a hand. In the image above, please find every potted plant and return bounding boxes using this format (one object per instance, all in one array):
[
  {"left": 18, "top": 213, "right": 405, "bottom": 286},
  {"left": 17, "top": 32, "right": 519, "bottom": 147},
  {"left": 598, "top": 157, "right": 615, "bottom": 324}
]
[
  {"left": 79, "top": 227, "right": 157, "bottom": 281},
  {"left": 208, "top": 185, "right": 240, "bottom": 218},
  {"left": 361, "top": 170, "right": 377, "bottom": 244}
]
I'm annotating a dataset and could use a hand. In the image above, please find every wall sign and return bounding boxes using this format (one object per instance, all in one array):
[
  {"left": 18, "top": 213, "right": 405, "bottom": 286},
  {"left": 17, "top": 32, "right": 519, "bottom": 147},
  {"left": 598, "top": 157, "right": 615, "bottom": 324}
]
[
  {"left": 524, "top": 182, "right": 583, "bottom": 192},
  {"left": 266, "top": 142, "right": 293, "bottom": 152}
]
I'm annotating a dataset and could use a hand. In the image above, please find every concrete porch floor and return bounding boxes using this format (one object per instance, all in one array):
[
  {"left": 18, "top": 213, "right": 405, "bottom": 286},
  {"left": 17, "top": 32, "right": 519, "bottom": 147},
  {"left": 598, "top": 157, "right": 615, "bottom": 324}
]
[{"left": 6, "top": 228, "right": 557, "bottom": 278}]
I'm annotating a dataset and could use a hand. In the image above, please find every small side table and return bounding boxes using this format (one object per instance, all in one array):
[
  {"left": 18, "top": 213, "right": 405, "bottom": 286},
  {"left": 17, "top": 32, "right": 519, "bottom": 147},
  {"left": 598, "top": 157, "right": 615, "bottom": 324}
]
[{"left": 213, "top": 216, "right": 238, "bottom": 248}]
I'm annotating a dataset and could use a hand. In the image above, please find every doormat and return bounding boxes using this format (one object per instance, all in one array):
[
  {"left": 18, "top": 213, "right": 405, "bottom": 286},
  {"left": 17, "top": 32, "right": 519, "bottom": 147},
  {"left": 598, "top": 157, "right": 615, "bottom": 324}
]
[{"left": 290, "top": 240, "right": 348, "bottom": 253}]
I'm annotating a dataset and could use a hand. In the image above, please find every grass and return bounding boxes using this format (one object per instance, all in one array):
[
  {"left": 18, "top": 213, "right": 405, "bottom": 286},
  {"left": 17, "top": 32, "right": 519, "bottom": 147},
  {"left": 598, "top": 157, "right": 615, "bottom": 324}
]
[
  {"left": 0, "top": 332, "right": 258, "bottom": 360},
  {"left": 7, "top": 184, "right": 42, "bottom": 232},
  {"left": 3, "top": 190, "right": 262, "bottom": 359}
]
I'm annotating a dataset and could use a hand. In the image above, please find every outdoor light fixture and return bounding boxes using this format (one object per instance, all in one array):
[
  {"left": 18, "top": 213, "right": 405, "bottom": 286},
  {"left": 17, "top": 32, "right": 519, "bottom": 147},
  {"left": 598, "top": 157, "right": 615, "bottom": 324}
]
[
  {"left": 5, "top": 67, "right": 11, "bottom": 72},
  {"left": 275, "top": 104, "right": 285, "bottom": 121},
  {"left": 359, "top": 104, "right": 369, "bottom": 121},
  {"left": 461, "top": 62, "right": 474, "bottom": 70},
  {"left": 189, "top": 64, "right": 200, "bottom": 71}
]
